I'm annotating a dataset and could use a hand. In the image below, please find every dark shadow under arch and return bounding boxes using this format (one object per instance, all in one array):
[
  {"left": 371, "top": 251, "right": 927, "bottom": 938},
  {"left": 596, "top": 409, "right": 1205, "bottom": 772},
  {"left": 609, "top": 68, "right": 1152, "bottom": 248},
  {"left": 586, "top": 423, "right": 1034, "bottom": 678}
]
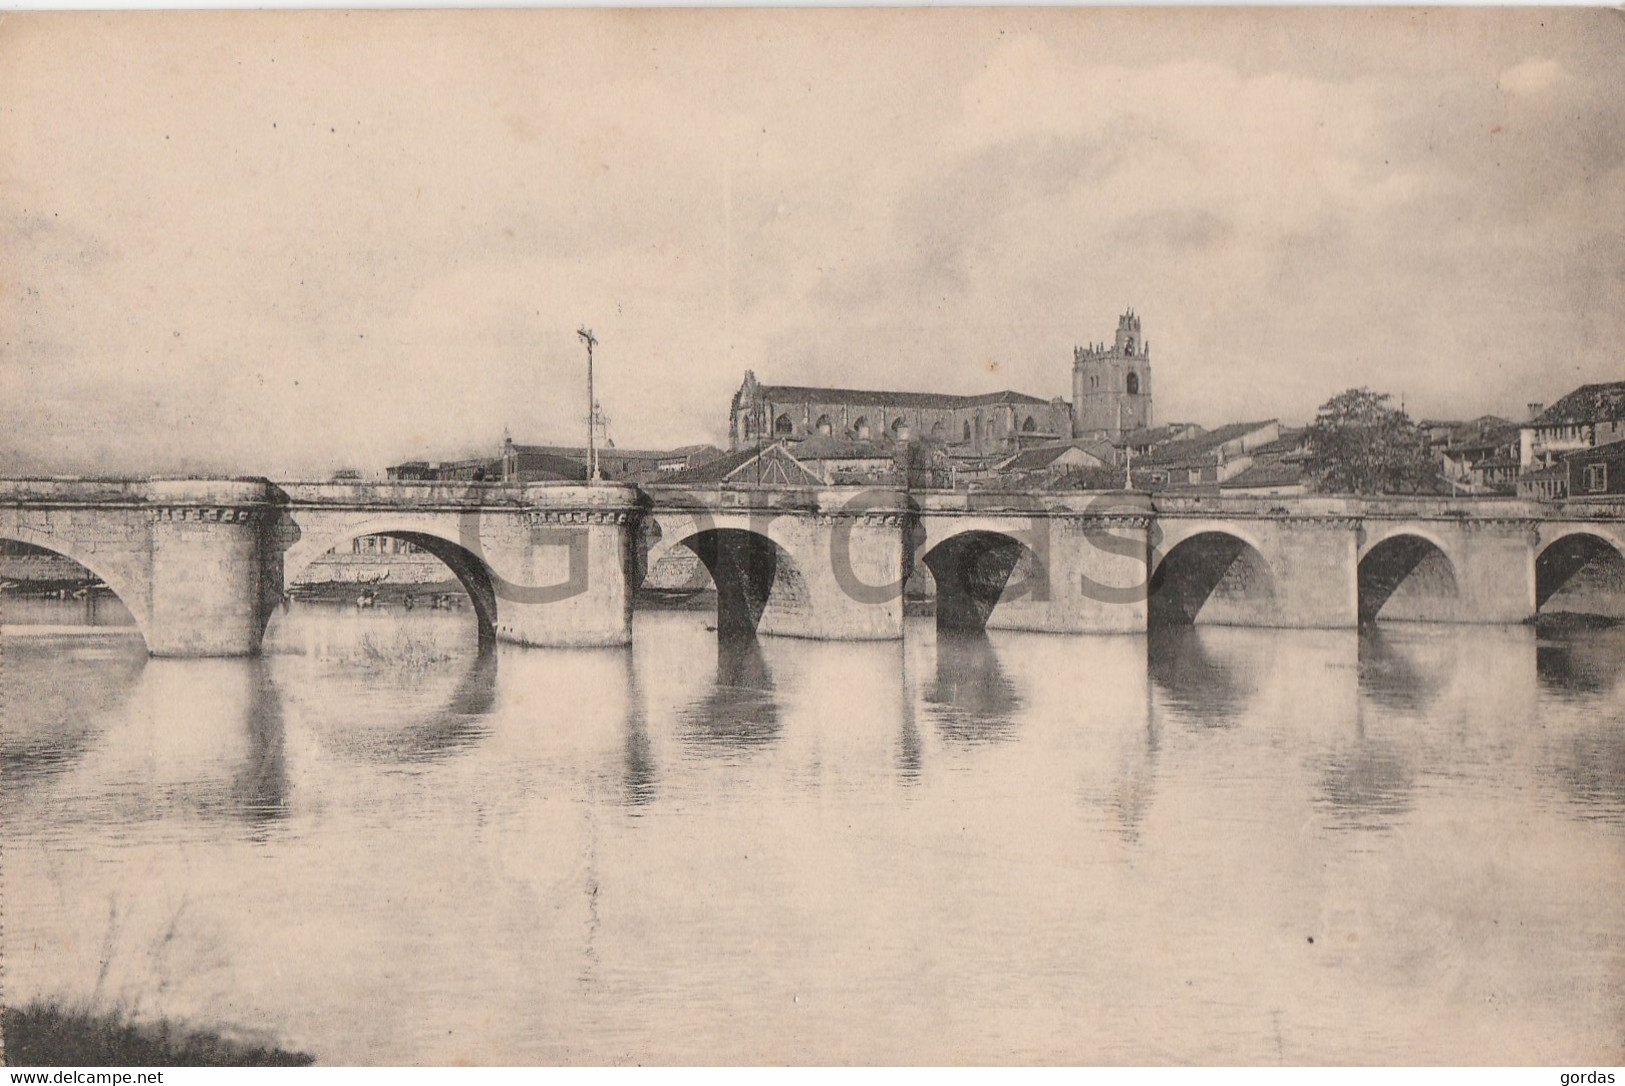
[
  {"left": 678, "top": 528, "right": 803, "bottom": 639},
  {"left": 1148, "top": 532, "right": 1276, "bottom": 628},
  {"left": 1358, "top": 534, "right": 1458, "bottom": 624},
  {"left": 921, "top": 530, "right": 1042, "bottom": 632},
  {"left": 1536, "top": 532, "right": 1625, "bottom": 613}
]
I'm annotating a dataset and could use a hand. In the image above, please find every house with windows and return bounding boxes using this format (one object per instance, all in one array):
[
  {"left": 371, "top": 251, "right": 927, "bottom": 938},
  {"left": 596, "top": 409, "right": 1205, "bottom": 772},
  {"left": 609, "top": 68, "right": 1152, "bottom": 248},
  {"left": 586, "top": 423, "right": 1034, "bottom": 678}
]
[
  {"left": 1560, "top": 439, "right": 1625, "bottom": 501},
  {"left": 1432, "top": 416, "right": 1521, "bottom": 495},
  {"left": 1519, "top": 382, "right": 1625, "bottom": 470}
]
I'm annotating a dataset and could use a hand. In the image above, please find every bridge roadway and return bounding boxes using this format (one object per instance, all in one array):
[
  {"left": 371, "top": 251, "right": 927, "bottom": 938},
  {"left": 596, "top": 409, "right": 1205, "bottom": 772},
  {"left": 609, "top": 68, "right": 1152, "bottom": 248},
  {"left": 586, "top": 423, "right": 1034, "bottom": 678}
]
[{"left": 2, "top": 477, "right": 1624, "bottom": 656}]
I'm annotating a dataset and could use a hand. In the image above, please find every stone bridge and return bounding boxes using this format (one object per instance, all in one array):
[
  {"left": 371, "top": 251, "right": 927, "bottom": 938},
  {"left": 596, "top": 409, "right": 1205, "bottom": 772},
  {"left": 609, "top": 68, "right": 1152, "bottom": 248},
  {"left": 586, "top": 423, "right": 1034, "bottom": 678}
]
[
  {"left": 4, "top": 477, "right": 1624, "bottom": 655},
  {"left": 0, "top": 478, "right": 638, "bottom": 656}
]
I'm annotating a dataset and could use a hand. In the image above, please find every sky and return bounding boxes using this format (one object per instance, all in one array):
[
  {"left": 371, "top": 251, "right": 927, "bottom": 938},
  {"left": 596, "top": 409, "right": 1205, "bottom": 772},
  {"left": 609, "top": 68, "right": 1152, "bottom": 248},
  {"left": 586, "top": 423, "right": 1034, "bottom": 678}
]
[{"left": 2, "top": 8, "right": 1622, "bottom": 477}]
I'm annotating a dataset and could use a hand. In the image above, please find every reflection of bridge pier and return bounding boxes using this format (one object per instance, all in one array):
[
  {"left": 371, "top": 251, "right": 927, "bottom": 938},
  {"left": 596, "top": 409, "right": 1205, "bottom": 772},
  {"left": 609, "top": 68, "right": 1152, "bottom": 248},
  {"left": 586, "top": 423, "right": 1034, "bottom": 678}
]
[{"left": 679, "top": 635, "right": 781, "bottom": 752}]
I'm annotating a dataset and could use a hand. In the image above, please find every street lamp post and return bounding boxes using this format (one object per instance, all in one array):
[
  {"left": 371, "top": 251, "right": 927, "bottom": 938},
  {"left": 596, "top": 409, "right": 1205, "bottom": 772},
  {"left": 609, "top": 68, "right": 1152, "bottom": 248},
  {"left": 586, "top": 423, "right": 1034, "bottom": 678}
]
[{"left": 577, "top": 327, "right": 601, "bottom": 483}]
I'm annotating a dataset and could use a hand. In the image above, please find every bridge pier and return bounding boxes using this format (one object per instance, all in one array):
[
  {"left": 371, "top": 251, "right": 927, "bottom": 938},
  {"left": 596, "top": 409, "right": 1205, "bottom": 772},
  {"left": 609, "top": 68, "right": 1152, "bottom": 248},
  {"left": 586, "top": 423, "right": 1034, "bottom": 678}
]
[
  {"left": 145, "top": 480, "right": 282, "bottom": 657},
  {"left": 1445, "top": 521, "right": 1539, "bottom": 624},
  {"left": 491, "top": 494, "right": 640, "bottom": 648}
]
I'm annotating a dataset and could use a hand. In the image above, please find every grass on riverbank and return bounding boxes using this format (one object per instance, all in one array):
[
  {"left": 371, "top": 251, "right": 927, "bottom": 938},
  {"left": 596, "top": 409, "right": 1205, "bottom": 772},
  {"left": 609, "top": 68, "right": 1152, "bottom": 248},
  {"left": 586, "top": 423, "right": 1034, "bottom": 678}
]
[{"left": 2, "top": 1002, "right": 313, "bottom": 1067}]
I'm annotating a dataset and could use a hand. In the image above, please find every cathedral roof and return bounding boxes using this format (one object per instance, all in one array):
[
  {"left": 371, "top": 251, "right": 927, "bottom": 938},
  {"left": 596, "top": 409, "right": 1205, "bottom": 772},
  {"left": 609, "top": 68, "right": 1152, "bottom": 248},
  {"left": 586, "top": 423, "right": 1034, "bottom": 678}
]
[{"left": 746, "top": 384, "right": 1051, "bottom": 410}]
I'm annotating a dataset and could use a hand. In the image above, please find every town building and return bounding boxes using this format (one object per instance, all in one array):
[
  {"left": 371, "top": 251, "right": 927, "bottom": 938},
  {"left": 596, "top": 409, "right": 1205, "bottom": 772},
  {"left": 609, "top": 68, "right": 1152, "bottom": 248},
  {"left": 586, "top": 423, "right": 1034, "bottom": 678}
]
[
  {"left": 656, "top": 444, "right": 827, "bottom": 488},
  {"left": 993, "top": 440, "right": 1117, "bottom": 482},
  {"left": 1114, "top": 423, "right": 1204, "bottom": 461},
  {"left": 1131, "top": 420, "right": 1281, "bottom": 492},
  {"left": 499, "top": 440, "right": 722, "bottom": 483},
  {"left": 386, "top": 440, "right": 723, "bottom": 485},
  {"left": 1563, "top": 438, "right": 1625, "bottom": 500},
  {"left": 1431, "top": 416, "right": 1521, "bottom": 495},
  {"left": 1518, "top": 381, "right": 1625, "bottom": 470},
  {"left": 1521, "top": 438, "right": 1625, "bottom": 503}
]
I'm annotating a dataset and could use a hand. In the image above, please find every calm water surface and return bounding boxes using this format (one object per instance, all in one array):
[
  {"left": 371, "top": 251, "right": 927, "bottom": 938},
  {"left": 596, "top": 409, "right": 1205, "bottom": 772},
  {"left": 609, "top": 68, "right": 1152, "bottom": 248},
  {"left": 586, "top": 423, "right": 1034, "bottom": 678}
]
[{"left": 3, "top": 601, "right": 1623, "bottom": 1064}]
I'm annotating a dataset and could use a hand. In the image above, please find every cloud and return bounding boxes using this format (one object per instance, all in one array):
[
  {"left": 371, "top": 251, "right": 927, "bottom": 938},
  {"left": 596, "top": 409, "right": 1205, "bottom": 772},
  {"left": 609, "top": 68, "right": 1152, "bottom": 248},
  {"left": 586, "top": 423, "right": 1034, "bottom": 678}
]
[{"left": 1, "top": 10, "right": 1621, "bottom": 476}]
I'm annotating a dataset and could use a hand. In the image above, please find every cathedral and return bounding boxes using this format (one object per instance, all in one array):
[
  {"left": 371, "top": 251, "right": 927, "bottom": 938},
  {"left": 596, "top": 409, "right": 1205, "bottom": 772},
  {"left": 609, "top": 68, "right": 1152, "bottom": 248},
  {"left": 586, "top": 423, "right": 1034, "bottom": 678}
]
[
  {"left": 728, "top": 311, "right": 1154, "bottom": 454},
  {"left": 1072, "top": 310, "right": 1154, "bottom": 438}
]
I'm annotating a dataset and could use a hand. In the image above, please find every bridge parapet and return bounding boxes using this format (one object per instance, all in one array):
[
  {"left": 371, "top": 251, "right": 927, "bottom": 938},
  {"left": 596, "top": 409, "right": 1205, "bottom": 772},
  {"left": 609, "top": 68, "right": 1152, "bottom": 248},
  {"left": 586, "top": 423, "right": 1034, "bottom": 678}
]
[
  {"left": 0, "top": 477, "right": 277, "bottom": 509},
  {"left": 274, "top": 480, "right": 640, "bottom": 512},
  {"left": 640, "top": 484, "right": 910, "bottom": 518},
  {"left": 912, "top": 489, "right": 1153, "bottom": 518}
]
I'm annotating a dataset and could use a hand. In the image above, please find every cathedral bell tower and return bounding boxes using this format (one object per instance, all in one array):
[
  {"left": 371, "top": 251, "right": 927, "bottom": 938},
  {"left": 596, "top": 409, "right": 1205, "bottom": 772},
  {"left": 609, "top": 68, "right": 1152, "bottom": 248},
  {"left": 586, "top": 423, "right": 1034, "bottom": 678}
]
[{"left": 1072, "top": 310, "right": 1153, "bottom": 439}]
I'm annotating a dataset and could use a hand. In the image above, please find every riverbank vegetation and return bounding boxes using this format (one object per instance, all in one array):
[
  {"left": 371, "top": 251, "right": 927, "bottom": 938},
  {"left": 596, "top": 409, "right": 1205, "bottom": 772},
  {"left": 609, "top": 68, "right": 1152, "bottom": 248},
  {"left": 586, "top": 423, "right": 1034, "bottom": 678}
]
[{"left": 2, "top": 1001, "right": 312, "bottom": 1067}]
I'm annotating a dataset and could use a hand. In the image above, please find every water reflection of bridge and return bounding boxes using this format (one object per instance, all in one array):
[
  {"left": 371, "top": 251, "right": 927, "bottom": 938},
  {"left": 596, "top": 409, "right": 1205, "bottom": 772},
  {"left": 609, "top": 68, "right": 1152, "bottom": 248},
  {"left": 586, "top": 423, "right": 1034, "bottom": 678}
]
[{"left": 9, "top": 615, "right": 1623, "bottom": 840}]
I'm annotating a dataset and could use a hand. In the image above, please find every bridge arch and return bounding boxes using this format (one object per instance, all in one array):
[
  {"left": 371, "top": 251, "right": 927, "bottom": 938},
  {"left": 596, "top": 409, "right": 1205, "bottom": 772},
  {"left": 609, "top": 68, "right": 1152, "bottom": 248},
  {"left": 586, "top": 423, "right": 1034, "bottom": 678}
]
[
  {"left": 920, "top": 529, "right": 1047, "bottom": 632},
  {"left": 0, "top": 531, "right": 153, "bottom": 650},
  {"left": 1357, "top": 532, "right": 1459, "bottom": 623},
  {"left": 1148, "top": 530, "right": 1277, "bottom": 627},
  {"left": 282, "top": 521, "right": 500, "bottom": 650},
  {"left": 642, "top": 510, "right": 815, "bottom": 638},
  {"left": 1535, "top": 530, "right": 1625, "bottom": 617},
  {"left": 664, "top": 526, "right": 811, "bottom": 638}
]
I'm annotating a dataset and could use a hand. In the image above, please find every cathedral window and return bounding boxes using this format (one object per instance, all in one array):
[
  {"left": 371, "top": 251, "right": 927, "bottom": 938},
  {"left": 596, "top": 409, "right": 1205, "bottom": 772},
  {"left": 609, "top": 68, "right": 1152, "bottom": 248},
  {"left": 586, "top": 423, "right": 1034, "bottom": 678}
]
[
  {"left": 774, "top": 413, "right": 794, "bottom": 436},
  {"left": 1126, "top": 372, "right": 1140, "bottom": 395}
]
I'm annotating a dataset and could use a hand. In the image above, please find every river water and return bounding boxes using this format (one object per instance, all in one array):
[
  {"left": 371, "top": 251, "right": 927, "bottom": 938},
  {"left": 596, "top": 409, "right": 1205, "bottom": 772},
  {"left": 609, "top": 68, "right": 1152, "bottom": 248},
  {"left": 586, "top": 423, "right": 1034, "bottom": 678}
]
[{"left": 3, "top": 600, "right": 1623, "bottom": 1064}]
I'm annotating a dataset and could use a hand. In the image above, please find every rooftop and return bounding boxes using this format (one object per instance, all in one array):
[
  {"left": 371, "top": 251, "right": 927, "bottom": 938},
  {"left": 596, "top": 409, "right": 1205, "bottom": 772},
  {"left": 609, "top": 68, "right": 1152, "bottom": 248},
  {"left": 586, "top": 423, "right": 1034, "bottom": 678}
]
[
  {"left": 657, "top": 444, "right": 824, "bottom": 487},
  {"left": 996, "top": 440, "right": 1115, "bottom": 473},
  {"left": 1135, "top": 420, "right": 1278, "bottom": 467},
  {"left": 741, "top": 384, "right": 1053, "bottom": 410},
  {"left": 1219, "top": 459, "right": 1306, "bottom": 490},
  {"left": 1532, "top": 382, "right": 1625, "bottom": 426}
]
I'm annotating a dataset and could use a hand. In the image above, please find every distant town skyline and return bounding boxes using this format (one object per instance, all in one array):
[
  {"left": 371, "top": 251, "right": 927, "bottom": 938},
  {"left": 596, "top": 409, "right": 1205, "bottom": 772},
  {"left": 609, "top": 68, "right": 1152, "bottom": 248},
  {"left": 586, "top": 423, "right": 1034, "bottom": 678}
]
[{"left": 3, "top": 9, "right": 1622, "bottom": 477}]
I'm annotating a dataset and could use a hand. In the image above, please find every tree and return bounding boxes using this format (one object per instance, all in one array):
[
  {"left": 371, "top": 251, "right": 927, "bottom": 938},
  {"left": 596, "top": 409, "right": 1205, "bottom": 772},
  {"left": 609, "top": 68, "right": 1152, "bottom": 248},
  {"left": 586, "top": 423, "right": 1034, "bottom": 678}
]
[{"left": 1304, "top": 388, "right": 1441, "bottom": 495}]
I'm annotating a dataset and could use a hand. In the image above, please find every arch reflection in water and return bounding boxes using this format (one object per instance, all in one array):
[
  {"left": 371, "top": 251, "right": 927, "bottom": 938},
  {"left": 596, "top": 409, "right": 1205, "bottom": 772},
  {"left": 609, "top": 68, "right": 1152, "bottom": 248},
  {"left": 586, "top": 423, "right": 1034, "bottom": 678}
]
[
  {"left": 1549, "top": 723, "right": 1625, "bottom": 825},
  {"left": 266, "top": 610, "right": 498, "bottom": 766},
  {"left": 1356, "top": 626, "right": 1457, "bottom": 714},
  {"left": 1146, "top": 626, "right": 1258, "bottom": 728},
  {"left": 924, "top": 629, "right": 1022, "bottom": 743},
  {"left": 1, "top": 636, "right": 147, "bottom": 795},
  {"left": 678, "top": 635, "right": 781, "bottom": 753},
  {"left": 1536, "top": 623, "right": 1625, "bottom": 698},
  {"left": 1314, "top": 718, "right": 1417, "bottom": 833}
]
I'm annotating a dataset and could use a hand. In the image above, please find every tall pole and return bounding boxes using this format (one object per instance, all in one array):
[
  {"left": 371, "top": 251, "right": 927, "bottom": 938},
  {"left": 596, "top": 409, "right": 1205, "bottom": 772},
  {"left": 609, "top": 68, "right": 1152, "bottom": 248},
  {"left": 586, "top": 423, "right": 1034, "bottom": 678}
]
[{"left": 577, "top": 327, "right": 600, "bottom": 483}]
